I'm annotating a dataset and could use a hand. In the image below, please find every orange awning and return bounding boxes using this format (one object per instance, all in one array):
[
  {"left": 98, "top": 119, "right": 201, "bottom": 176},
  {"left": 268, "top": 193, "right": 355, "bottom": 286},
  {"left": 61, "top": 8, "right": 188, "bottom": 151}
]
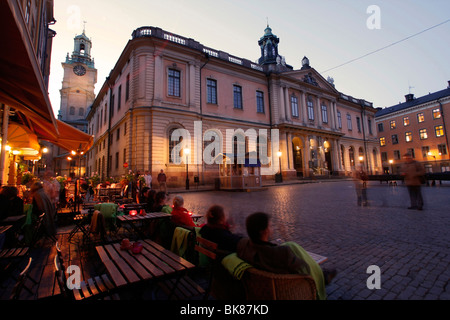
[
  {"left": 50, "top": 120, "right": 94, "bottom": 153},
  {"left": 6, "top": 124, "right": 41, "bottom": 152},
  {"left": 0, "top": 0, "right": 58, "bottom": 136}
]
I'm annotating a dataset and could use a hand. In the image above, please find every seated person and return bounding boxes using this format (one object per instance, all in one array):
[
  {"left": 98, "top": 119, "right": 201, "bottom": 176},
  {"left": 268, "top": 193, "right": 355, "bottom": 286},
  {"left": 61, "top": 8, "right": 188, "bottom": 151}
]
[
  {"left": 152, "top": 191, "right": 172, "bottom": 214},
  {"left": 170, "top": 195, "right": 197, "bottom": 228},
  {"left": 237, "top": 212, "right": 336, "bottom": 300},
  {"left": 199, "top": 205, "right": 242, "bottom": 253},
  {"left": 0, "top": 186, "right": 24, "bottom": 220}
]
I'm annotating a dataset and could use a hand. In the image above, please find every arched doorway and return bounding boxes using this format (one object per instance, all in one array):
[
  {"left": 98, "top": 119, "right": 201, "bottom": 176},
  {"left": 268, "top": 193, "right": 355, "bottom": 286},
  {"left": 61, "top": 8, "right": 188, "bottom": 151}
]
[{"left": 292, "top": 137, "right": 303, "bottom": 177}]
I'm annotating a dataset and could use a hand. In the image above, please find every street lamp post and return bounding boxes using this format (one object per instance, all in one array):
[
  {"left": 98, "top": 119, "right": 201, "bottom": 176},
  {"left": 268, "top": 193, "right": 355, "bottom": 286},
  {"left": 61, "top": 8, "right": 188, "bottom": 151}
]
[
  {"left": 184, "top": 148, "right": 190, "bottom": 190},
  {"left": 388, "top": 159, "right": 393, "bottom": 175}
]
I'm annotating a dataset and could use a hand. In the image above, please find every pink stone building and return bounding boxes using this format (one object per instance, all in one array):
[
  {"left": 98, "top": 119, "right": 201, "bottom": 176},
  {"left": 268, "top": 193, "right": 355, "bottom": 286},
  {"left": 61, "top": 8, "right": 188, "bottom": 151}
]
[{"left": 86, "top": 26, "right": 381, "bottom": 187}]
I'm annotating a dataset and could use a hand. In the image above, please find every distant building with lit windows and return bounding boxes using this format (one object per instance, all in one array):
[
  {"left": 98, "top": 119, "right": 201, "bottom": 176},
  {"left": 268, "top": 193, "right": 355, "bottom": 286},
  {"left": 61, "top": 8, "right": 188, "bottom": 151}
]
[
  {"left": 85, "top": 25, "right": 380, "bottom": 186},
  {"left": 375, "top": 82, "right": 450, "bottom": 174}
]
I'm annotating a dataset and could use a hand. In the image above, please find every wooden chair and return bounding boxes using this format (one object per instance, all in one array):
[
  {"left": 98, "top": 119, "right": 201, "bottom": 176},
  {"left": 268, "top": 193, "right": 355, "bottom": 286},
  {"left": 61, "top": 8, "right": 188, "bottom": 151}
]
[
  {"left": 54, "top": 242, "right": 119, "bottom": 300},
  {"left": 241, "top": 268, "right": 317, "bottom": 300},
  {"left": 9, "top": 257, "right": 35, "bottom": 300},
  {"left": 0, "top": 213, "right": 45, "bottom": 284},
  {"left": 194, "top": 236, "right": 218, "bottom": 300}
]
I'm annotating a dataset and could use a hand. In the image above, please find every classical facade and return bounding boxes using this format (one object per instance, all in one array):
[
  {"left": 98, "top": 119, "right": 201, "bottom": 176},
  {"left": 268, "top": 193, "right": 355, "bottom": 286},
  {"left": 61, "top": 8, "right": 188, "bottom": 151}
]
[
  {"left": 86, "top": 25, "right": 380, "bottom": 187},
  {"left": 375, "top": 82, "right": 450, "bottom": 174}
]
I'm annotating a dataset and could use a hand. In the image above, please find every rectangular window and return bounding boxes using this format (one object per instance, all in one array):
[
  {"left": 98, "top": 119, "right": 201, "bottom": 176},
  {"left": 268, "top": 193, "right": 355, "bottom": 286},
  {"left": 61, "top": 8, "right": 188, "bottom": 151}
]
[
  {"left": 438, "top": 144, "right": 448, "bottom": 155},
  {"left": 110, "top": 95, "right": 114, "bottom": 119},
  {"left": 116, "top": 128, "right": 120, "bottom": 141},
  {"left": 392, "top": 134, "right": 398, "bottom": 144},
  {"left": 168, "top": 69, "right": 181, "bottom": 97},
  {"left": 124, "top": 122, "right": 127, "bottom": 136},
  {"left": 337, "top": 111, "right": 342, "bottom": 128},
  {"left": 419, "top": 128, "right": 428, "bottom": 140},
  {"left": 381, "top": 152, "right": 387, "bottom": 161},
  {"left": 347, "top": 114, "right": 352, "bottom": 131},
  {"left": 378, "top": 123, "right": 384, "bottom": 132},
  {"left": 405, "top": 131, "right": 413, "bottom": 142},
  {"left": 390, "top": 120, "right": 396, "bottom": 129},
  {"left": 126, "top": 74, "right": 130, "bottom": 101},
  {"left": 123, "top": 148, "right": 126, "bottom": 164},
  {"left": 291, "top": 96, "right": 299, "bottom": 117},
  {"left": 256, "top": 91, "right": 265, "bottom": 113},
  {"left": 368, "top": 119, "right": 373, "bottom": 135},
  {"left": 435, "top": 125, "right": 444, "bottom": 137},
  {"left": 307, "top": 99, "right": 314, "bottom": 120},
  {"left": 380, "top": 137, "right": 385, "bottom": 146},
  {"left": 417, "top": 112, "right": 425, "bottom": 123},
  {"left": 115, "top": 152, "right": 119, "bottom": 169},
  {"left": 233, "top": 85, "right": 243, "bottom": 109},
  {"left": 433, "top": 108, "right": 441, "bottom": 119},
  {"left": 422, "top": 146, "right": 430, "bottom": 158},
  {"left": 321, "top": 104, "right": 328, "bottom": 123},
  {"left": 407, "top": 148, "right": 415, "bottom": 158},
  {"left": 356, "top": 117, "right": 361, "bottom": 132},
  {"left": 403, "top": 116, "right": 410, "bottom": 126},
  {"left": 206, "top": 79, "right": 217, "bottom": 104},
  {"left": 118, "top": 85, "right": 122, "bottom": 111},
  {"left": 393, "top": 150, "right": 401, "bottom": 160}
]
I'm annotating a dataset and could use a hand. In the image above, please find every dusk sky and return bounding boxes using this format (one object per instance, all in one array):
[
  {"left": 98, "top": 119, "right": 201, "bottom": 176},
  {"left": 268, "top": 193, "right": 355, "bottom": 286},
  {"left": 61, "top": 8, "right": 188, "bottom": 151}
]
[{"left": 48, "top": 0, "right": 450, "bottom": 116}]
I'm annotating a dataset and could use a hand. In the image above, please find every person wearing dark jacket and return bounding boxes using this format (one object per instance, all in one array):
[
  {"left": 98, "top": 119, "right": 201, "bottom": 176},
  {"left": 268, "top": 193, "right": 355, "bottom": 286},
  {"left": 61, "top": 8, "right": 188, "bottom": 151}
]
[{"left": 199, "top": 205, "right": 242, "bottom": 253}]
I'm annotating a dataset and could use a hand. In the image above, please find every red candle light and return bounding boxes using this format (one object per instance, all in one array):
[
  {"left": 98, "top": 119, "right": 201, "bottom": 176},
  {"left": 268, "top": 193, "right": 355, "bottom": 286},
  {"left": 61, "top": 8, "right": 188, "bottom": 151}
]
[{"left": 129, "top": 210, "right": 137, "bottom": 216}]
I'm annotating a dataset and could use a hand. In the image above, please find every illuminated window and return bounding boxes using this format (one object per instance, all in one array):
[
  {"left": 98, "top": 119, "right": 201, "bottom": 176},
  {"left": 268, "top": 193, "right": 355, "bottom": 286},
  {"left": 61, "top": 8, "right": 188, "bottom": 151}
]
[
  {"left": 433, "top": 108, "right": 441, "bottom": 119},
  {"left": 390, "top": 120, "right": 396, "bottom": 129},
  {"left": 438, "top": 144, "right": 447, "bottom": 155},
  {"left": 405, "top": 131, "right": 412, "bottom": 142},
  {"left": 419, "top": 128, "right": 428, "bottom": 140},
  {"left": 435, "top": 125, "right": 444, "bottom": 137},
  {"left": 417, "top": 112, "right": 425, "bottom": 123},
  {"left": 380, "top": 137, "right": 386, "bottom": 146},
  {"left": 403, "top": 116, "right": 409, "bottom": 126}
]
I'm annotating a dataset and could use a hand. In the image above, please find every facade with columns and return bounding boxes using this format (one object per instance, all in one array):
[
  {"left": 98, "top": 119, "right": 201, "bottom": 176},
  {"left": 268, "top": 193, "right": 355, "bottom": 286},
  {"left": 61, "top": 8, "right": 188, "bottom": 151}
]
[{"left": 85, "top": 26, "right": 381, "bottom": 187}]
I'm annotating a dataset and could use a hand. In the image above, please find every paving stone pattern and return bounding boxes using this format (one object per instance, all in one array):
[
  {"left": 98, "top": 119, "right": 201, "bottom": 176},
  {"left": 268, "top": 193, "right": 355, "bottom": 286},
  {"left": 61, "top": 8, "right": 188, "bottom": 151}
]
[{"left": 178, "top": 180, "right": 450, "bottom": 300}]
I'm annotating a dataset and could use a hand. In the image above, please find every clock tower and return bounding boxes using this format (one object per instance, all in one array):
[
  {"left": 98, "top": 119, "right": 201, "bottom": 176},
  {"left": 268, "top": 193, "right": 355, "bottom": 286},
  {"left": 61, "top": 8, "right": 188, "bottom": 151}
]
[{"left": 59, "top": 29, "right": 97, "bottom": 131}]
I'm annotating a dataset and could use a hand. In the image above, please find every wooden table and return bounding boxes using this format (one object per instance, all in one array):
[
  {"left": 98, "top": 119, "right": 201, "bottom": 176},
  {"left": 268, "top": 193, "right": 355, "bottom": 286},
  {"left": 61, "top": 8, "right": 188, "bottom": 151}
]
[
  {"left": 95, "top": 239, "right": 196, "bottom": 295},
  {"left": 0, "top": 225, "right": 12, "bottom": 234},
  {"left": 117, "top": 212, "right": 171, "bottom": 239}
]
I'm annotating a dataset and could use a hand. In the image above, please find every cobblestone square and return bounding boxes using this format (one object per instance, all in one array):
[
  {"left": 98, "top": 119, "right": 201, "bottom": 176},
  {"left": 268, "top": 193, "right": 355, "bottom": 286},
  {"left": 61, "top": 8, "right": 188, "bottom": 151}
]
[{"left": 177, "top": 180, "right": 450, "bottom": 300}]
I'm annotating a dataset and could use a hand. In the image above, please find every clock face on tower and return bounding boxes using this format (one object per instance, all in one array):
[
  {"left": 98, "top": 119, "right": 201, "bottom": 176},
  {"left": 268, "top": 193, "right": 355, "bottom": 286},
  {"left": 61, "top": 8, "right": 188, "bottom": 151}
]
[{"left": 73, "top": 65, "right": 86, "bottom": 76}]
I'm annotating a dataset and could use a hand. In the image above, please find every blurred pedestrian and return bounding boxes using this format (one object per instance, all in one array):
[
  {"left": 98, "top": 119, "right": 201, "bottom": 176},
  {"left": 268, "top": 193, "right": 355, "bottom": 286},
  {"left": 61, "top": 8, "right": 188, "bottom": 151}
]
[
  {"left": 401, "top": 153, "right": 425, "bottom": 210},
  {"left": 353, "top": 166, "right": 368, "bottom": 206},
  {"left": 144, "top": 170, "right": 152, "bottom": 189},
  {"left": 157, "top": 169, "right": 167, "bottom": 194}
]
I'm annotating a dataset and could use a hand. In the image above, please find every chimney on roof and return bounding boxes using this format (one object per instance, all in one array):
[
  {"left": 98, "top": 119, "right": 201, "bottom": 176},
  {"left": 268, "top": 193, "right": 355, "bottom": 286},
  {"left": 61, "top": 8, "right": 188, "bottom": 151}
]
[
  {"left": 447, "top": 80, "right": 450, "bottom": 88},
  {"left": 405, "top": 93, "right": 414, "bottom": 102}
]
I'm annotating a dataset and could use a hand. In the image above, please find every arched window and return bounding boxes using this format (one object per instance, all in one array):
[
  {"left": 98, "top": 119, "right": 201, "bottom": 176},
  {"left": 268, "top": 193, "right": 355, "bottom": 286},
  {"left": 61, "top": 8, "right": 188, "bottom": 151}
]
[
  {"left": 69, "top": 106, "right": 75, "bottom": 115},
  {"left": 349, "top": 147, "right": 355, "bottom": 168},
  {"left": 78, "top": 108, "right": 84, "bottom": 116},
  {"left": 168, "top": 127, "right": 183, "bottom": 164}
]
